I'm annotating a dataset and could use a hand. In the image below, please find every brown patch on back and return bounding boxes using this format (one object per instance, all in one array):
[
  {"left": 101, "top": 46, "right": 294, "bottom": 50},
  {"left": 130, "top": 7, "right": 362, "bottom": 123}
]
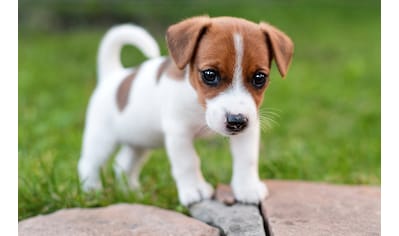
[
  {"left": 116, "top": 66, "right": 140, "bottom": 111},
  {"left": 156, "top": 58, "right": 186, "bottom": 83},
  {"left": 166, "top": 61, "right": 185, "bottom": 80},
  {"left": 156, "top": 58, "right": 171, "bottom": 82}
]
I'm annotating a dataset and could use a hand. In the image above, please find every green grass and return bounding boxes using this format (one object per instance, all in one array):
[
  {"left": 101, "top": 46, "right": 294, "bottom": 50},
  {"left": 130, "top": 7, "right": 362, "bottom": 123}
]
[{"left": 19, "top": 0, "right": 380, "bottom": 220}]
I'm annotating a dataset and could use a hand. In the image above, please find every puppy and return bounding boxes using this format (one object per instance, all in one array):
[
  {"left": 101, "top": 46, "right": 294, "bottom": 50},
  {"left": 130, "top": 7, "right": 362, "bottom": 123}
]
[{"left": 78, "top": 16, "right": 294, "bottom": 206}]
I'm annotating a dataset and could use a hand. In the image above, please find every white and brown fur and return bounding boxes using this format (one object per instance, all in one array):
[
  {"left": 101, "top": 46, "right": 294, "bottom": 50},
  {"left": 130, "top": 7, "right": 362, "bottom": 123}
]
[{"left": 78, "top": 16, "right": 294, "bottom": 206}]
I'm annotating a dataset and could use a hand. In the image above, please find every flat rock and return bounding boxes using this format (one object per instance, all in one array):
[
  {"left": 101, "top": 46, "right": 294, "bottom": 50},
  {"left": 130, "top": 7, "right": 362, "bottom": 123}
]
[
  {"left": 261, "top": 180, "right": 381, "bottom": 236},
  {"left": 19, "top": 203, "right": 219, "bottom": 236},
  {"left": 18, "top": 181, "right": 380, "bottom": 236},
  {"left": 189, "top": 200, "right": 265, "bottom": 236}
]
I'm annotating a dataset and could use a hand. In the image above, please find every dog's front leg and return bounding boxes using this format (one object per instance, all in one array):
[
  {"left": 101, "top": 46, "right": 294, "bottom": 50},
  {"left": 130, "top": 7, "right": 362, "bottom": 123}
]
[
  {"left": 230, "top": 120, "right": 268, "bottom": 204},
  {"left": 165, "top": 134, "right": 214, "bottom": 206}
]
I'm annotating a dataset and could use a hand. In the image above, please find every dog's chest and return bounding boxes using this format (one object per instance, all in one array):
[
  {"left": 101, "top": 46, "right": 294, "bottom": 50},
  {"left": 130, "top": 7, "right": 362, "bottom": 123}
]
[{"left": 113, "top": 58, "right": 209, "bottom": 147}]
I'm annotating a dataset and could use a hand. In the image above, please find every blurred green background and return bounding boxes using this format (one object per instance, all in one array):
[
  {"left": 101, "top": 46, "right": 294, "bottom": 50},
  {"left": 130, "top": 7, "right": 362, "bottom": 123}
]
[{"left": 19, "top": 0, "right": 380, "bottom": 220}]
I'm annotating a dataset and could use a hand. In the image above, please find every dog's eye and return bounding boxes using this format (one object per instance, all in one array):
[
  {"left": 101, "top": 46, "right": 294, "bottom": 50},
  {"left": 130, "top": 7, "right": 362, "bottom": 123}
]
[
  {"left": 201, "top": 69, "right": 221, "bottom": 87},
  {"left": 252, "top": 72, "right": 268, "bottom": 89}
]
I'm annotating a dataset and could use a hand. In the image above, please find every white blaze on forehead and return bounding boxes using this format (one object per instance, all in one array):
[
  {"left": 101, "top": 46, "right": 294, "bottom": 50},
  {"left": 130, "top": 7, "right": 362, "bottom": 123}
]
[
  {"left": 233, "top": 33, "right": 244, "bottom": 90},
  {"left": 204, "top": 33, "right": 258, "bottom": 135}
]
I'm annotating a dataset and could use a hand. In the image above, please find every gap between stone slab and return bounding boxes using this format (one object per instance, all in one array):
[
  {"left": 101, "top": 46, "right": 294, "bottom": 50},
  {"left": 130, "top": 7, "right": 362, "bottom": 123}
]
[
  {"left": 204, "top": 221, "right": 227, "bottom": 236},
  {"left": 190, "top": 201, "right": 271, "bottom": 236},
  {"left": 258, "top": 203, "right": 272, "bottom": 236},
  {"left": 189, "top": 184, "right": 272, "bottom": 236}
]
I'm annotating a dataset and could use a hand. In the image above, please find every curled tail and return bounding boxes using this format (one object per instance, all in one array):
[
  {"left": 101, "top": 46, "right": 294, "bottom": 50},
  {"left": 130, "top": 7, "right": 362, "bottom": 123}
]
[{"left": 97, "top": 24, "right": 160, "bottom": 80}]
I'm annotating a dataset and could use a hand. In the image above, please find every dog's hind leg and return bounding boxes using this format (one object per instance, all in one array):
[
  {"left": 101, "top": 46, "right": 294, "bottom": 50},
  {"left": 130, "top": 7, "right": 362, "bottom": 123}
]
[
  {"left": 114, "top": 145, "right": 149, "bottom": 189},
  {"left": 78, "top": 121, "right": 117, "bottom": 191}
]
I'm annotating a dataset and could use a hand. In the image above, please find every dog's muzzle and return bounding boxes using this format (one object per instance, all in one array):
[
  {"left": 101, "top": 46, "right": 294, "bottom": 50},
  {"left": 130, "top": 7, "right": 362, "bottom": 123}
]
[{"left": 225, "top": 113, "right": 248, "bottom": 133}]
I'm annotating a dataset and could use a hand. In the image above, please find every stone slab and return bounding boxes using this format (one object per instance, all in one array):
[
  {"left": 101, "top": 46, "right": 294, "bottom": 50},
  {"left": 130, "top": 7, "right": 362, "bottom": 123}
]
[
  {"left": 190, "top": 200, "right": 265, "bottom": 236},
  {"left": 19, "top": 203, "right": 219, "bottom": 236},
  {"left": 261, "top": 180, "right": 380, "bottom": 236},
  {"left": 19, "top": 181, "right": 380, "bottom": 236}
]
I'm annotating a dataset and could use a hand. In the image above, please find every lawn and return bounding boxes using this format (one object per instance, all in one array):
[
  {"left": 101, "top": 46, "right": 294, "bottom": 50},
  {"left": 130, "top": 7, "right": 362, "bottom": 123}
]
[{"left": 19, "top": 0, "right": 380, "bottom": 220}]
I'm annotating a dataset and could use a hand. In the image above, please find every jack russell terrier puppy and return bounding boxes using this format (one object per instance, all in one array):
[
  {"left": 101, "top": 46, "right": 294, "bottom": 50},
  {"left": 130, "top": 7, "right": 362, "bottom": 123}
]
[{"left": 78, "top": 16, "right": 294, "bottom": 206}]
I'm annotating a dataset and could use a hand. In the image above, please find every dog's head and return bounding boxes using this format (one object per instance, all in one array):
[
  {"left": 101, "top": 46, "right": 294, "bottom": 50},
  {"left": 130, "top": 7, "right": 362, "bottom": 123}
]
[{"left": 166, "top": 16, "right": 294, "bottom": 136}]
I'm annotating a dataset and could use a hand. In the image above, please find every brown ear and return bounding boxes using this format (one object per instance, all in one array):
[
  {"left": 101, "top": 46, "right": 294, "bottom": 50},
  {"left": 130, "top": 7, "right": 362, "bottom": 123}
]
[
  {"left": 260, "top": 22, "right": 294, "bottom": 78},
  {"left": 166, "top": 16, "right": 211, "bottom": 69}
]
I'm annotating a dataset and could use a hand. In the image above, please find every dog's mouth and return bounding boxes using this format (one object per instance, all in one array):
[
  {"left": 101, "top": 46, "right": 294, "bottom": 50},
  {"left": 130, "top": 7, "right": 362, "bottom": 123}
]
[{"left": 227, "top": 131, "right": 239, "bottom": 136}]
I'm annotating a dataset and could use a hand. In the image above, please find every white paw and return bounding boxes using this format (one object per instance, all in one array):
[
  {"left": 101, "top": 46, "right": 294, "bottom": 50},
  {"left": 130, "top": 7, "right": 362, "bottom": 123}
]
[
  {"left": 128, "top": 178, "right": 141, "bottom": 190},
  {"left": 114, "top": 171, "right": 141, "bottom": 190},
  {"left": 178, "top": 181, "right": 214, "bottom": 206},
  {"left": 81, "top": 177, "right": 102, "bottom": 192},
  {"left": 232, "top": 180, "right": 269, "bottom": 204},
  {"left": 78, "top": 161, "right": 102, "bottom": 192}
]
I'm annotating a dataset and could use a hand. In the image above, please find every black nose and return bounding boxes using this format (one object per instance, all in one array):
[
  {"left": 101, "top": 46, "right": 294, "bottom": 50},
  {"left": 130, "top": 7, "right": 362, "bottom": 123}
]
[{"left": 225, "top": 113, "right": 248, "bottom": 133}]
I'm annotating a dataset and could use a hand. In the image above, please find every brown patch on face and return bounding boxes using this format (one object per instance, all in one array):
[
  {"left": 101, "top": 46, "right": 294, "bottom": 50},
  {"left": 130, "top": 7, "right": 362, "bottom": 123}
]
[
  {"left": 259, "top": 22, "right": 294, "bottom": 78},
  {"left": 241, "top": 26, "right": 271, "bottom": 107},
  {"left": 156, "top": 58, "right": 171, "bottom": 82},
  {"left": 166, "top": 16, "right": 211, "bottom": 69},
  {"left": 188, "top": 21, "right": 236, "bottom": 106},
  {"left": 156, "top": 58, "right": 186, "bottom": 83},
  {"left": 188, "top": 17, "right": 272, "bottom": 108},
  {"left": 116, "top": 66, "right": 140, "bottom": 111}
]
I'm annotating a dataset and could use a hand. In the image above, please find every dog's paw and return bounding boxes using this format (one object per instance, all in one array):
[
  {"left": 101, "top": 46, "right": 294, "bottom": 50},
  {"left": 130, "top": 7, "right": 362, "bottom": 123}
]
[
  {"left": 178, "top": 181, "right": 214, "bottom": 206},
  {"left": 232, "top": 180, "right": 269, "bottom": 204},
  {"left": 81, "top": 178, "right": 102, "bottom": 192},
  {"left": 79, "top": 171, "right": 102, "bottom": 192},
  {"left": 78, "top": 162, "right": 103, "bottom": 192}
]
